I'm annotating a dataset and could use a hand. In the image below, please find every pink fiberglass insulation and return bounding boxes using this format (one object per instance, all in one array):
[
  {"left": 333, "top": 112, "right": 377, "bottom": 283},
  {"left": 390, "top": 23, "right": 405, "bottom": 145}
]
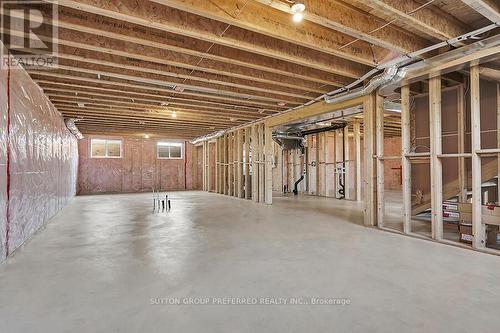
[
  {"left": 0, "top": 41, "right": 78, "bottom": 262},
  {"left": 78, "top": 136, "right": 196, "bottom": 194}
]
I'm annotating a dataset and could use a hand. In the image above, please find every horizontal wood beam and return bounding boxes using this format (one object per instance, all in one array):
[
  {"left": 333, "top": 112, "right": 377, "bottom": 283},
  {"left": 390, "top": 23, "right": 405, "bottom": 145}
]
[
  {"left": 57, "top": 104, "right": 231, "bottom": 130},
  {"left": 267, "top": 95, "right": 367, "bottom": 127},
  {"left": 31, "top": 76, "right": 285, "bottom": 111},
  {"left": 151, "top": 0, "right": 382, "bottom": 65},
  {"left": 51, "top": 7, "right": 347, "bottom": 87},
  {"left": 41, "top": 86, "right": 277, "bottom": 115},
  {"left": 52, "top": 50, "right": 317, "bottom": 99},
  {"left": 35, "top": 78, "right": 282, "bottom": 114},
  {"left": 353, "top": 0, "right": 468, "bottom": 41},
  {"left": 27, "top": 64, "right": 306, "bottom": 105},
  {"left": 58, "top": 0, "right": 370, "bottom": 78},
  {"left": 254, "top": 0, "right": 430, "bottom": 53},
  {"left": 462, "top": 0, "right": 500, "bottom": 23},
  {"left": 51, "top": 99, "right": 255, "bottom": 123},
  {"left": 79, "top": 129, "right": 197, "bottom": 139}
]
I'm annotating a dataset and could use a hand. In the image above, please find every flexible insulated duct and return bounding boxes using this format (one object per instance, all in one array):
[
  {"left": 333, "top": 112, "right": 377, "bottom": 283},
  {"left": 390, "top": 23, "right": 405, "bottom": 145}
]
[{"left": 64, "top": 118, "right": 84, "bottom": 139}]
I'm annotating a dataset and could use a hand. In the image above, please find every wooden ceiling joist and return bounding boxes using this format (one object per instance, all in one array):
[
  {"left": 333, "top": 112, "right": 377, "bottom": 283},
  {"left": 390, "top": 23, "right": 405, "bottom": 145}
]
[
  {"left": 349, "top": 0, "right": 468, "bottom": 41},
  {"left": 50, "top": 99, "right": 259, "bottom": 123},
  {"left": 31, "top": 75, "right": 287, "bottom": 111},
  {"left": 253, "top": 0, "right": 430, "bottom": 54},
  {"left": 53, "top": 52, "right": 318, "bottom": 99},
  {"left": 3, "top": 0, "right": 491, "bottom": 138},
  {"left": 41, "top": 87, "right": 277, "bottom": 115},
  {"left": 20, "top": 20, "right": 342, "bottom": 91},
  {"left": 461, "top": 0, "right": 500, "bottom": 23},
  {"left": 57, "top": 0, "right": 371, "bottom": 78},
  {"left": 50, "top": 7, "right": 351, "bottom": 87},
  {"left": 27, "top": 66, "right": 305, "bottom": 106},
  {"left": 150, "top": 0, "right": 385, "bottom": 65},
  {"left": 34, "top": 80, "right": 285, "bottom": 113}
]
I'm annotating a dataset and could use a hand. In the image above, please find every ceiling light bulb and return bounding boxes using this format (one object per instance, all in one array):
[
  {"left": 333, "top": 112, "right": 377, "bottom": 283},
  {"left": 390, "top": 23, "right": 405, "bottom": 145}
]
[
  {"left": 172, "top": 111, "right": 177, "bottom": 118},
  {"left": 144, "top": 134, "right": 150, "bottom": 139},
  {"left": 293, "top": 12, "right": 304, "bottom": 23}
]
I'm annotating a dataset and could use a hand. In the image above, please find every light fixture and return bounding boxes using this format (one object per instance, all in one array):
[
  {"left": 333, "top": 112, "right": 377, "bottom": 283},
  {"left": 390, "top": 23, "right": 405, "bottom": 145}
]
[
  {"left": 144, "top": 134, "right": 150, "bottom": 139},
  {"left": 291, "top": 2, "right": 305, "bottom": 23},
  {"left": 77, "top": 102, "right": 85, "bottom": 108},
  {"left": 171, "top": 111, "right": 177, "bottom": 118},
  {"left": 291, "top": 2, "right": 305, "bottom": 13},
  {"left": 292, "top": 12, "right": 304, "bottom": 23}
]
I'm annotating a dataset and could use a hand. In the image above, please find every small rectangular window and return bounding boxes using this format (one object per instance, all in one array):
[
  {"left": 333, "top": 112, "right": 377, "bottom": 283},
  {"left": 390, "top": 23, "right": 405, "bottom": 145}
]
[
  {"left": 157, "top": 141, "right": 183, "bottom": 159},
  {"left": 91, "top": 139, "right": 122, "bottom": 158}
]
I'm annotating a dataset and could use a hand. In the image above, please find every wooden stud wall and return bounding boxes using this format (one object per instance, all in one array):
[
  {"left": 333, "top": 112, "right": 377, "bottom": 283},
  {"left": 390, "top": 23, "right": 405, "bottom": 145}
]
[
  {"left": 429, "top": 76, "right": 443, "bottom": 240},
  {"left": 470, "top": 65, "right": 485, "bottom": 249},
  {"left": 401, "top": 85, "right": 412, "bottom": 233}
]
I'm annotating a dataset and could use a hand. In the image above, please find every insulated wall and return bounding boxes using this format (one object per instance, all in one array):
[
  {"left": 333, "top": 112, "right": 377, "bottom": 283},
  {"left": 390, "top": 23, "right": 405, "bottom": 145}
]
[
  {"left": 0, "top": 45, "right": 8, "bottom": 261},
  {"left": 0, "top": 42, "right": 78, "bottom": 262},
  {"left": 78, "top": 136, "right": 198, "bottom": 194}
]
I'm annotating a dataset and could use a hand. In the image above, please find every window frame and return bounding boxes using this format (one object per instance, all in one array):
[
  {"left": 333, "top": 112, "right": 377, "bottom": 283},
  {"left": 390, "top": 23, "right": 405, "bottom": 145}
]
[
  {"left": 157, "top": 141, "right": 184, "bottom": 160},
  {"left": 90, "top": 138, "right": 123, "bottom": 159}
]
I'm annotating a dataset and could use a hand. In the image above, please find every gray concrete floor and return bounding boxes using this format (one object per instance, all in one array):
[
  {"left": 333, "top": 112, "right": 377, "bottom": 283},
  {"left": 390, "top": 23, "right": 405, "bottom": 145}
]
[{"left": 1, "top": 191, "right": 500, "bottom": 332}]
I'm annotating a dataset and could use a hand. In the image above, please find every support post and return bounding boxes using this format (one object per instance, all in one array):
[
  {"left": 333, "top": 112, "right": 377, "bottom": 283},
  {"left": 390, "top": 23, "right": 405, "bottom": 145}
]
[
  {"left": 223, "top": 134, "right": 228, "bottom": 195},
  {"left": 233, "top": 132, "right": 237, "bottom": 196},
  {"left": 429, "top": 75, "right": 443, "bottom": 240},
  {"left": 237, "top": 129, "right": 244, "bottom": 198},
  {"left": 497, "top": 83, "right": 500, "bottom": 204},
  {"left": 207, "top": 142, "right": 211, "bottom": 192},
  {"left": 259, "top": 124, "right": 265, "bottom": 203},
  {"left": 245, "top": 127, "right": 251, "bottom": 199},
  {"left": 202, "top": 142, "right": 206, "bottom": 191},
  {"left": 343, "top": 126, "right": 351, "bottom": 200},
  {"left": 354, "top": 121, "right": 362, "bottom": 201},
  {"left": 192, "top": 143, "right": 198, "bottom": 190},
  {"left": 265, "top": 123, "right": 273, "bottom": 204},
  {"left": 471, "top": 64, "right": 485, "bottom": 248},
  {"left": 401, "top": 85, "right": 412, "bottom": 233},
  {"left": 376, "top": 94, "right": 385, "bottom": 227},
  {"left": 251, "top": 125, "right": 259, "bottom": 202},
  {"left": 228, "top": 133, "right": 234, "bottom": 196},
  {"left": 457, "top": 85, "right": 467, "bottom": 202},
  {"left": 363, "top": 92, "right": 377, "bottom": 226}
]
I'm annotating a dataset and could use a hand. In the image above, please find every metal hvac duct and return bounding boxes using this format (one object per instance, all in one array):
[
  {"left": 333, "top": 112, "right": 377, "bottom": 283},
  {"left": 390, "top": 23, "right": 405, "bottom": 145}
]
[
  {"left": 64, "top": 118, "right": 84, "bottom": 139},
  {"left": 324, "top": 66, "right": 406, "bottom": 105},
  {"left": 190, "top": 130, "right": 225, "bottom": 145}
]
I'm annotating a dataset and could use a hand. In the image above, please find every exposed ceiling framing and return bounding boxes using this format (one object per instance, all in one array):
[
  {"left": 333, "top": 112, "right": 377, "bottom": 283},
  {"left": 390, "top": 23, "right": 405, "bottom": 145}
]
[{"left": 3, "top": 0, "right": 498, "bottom": 138}]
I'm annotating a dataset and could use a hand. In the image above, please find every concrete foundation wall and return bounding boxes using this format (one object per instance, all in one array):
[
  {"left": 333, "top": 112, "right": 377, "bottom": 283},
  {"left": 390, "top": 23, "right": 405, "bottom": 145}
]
[{"left": 78, "top": 136, "right": 197, "bottom": 194}]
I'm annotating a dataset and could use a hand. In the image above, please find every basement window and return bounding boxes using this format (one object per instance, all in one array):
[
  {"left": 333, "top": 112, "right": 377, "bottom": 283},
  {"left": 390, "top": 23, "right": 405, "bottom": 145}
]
[
  {"left": 157, "top": 141, "right": 183, "bottom": 159},
  {"left": 91, "top": 139, "right": 122, "bottom": 158}
]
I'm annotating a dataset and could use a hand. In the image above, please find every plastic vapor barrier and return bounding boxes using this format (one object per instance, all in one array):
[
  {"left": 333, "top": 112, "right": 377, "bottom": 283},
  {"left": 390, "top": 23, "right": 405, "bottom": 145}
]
[
  {"left": 0, "top": 42, "right": 78, "bottom": 262},
  {"left": 0, "top": 45, "right": 8, "bottom": 261}
]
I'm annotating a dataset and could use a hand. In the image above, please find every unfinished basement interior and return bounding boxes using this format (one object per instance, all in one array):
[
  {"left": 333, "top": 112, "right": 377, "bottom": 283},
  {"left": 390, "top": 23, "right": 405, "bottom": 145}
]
[{"left": 1, "top": 0, "right": 500, "bottom": 331}]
